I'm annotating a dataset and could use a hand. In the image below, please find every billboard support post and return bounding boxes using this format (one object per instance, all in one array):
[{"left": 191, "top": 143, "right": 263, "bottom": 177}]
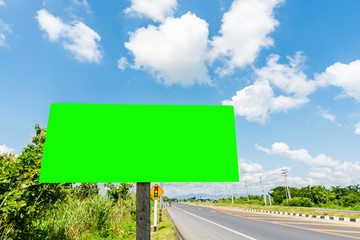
[{"left": 136, "top": 182, "right": 150, "bottom": 240}]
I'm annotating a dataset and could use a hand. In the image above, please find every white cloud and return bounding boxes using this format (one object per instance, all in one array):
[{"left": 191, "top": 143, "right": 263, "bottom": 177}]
[
  {"left": 117, "top": 57, "right": 129, "bottom": 71},
  {"left": 355, "top": 122, "right": 360, "bottom": 136},
  {"left": 0, "top": 20, "right": 11, "bottom": 47},
  {"left": 256, "top": 142, "right": 360, "bottom": 187},
  {"left": 36, "top": 9, "right": 102, "bottom": 63},
  {"left": 316, "top": 60, "right": 360, "bottom": 102},
  {"left": 238, "top": 158, "right": 263, "bottom": 173},
  {"left": 125, "top": 12, "right": 210, "bottom": 86},
  {"left": 222, "top": 80, "right": 309, "bottom": 123},
  {"left": 72, "top": 0, "right": 91, "bottom": 13},
  {"left": 125, "top": 0, "right": 178, "bottom": 22},
  {"left": 287, "top": 176, "right": 317, "bottom": 186},
  {"left": 256, "top": 52, "right": 317, "bottom": 96},
  {"left": 0, "top": 144, "right": 14, "bottom": 154},
  {"left": 320, "top": 109, "right": 336, "bottom": 122},
  {"left": 223, "top": 52, "right": 314, "bottom": 123},
  {"left": 256, "top": 142, "right": 340, "bottom": 167},
  {"left": 209, "top": 0, "right": 284, "bottom": 76},
  {"left": 0, "top": 0, "right": 5, "bottom": 6},
  {"left": 222, "top": 80, "right": 274, "bottom": 123}
]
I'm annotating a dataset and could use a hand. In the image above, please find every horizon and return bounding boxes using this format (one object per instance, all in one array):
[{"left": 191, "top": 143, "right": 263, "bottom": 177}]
[{"left": 1, "top": 0, "right": 360, "bottom": 197}]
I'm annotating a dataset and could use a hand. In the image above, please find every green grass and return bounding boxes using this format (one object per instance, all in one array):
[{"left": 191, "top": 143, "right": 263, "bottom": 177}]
[
  {"left": 31, "top": 193, "right": 136, "bottom": 239},
  {"left": 151, "top": 208, "right": 177, "bottom": 240},
  {"left": 191, "top": 202, "right": 360, "bottom": 219}
]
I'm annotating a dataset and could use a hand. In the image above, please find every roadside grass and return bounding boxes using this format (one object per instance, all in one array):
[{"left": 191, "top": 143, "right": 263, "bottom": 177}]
[
  {"left": 191, "top": 202, "right": 360, "bottom": 219},
  {"left": 151, "top": 207, "right": 177, "bottom": 240},
  {"left": 32, "top": 193, "right": 136, "bottom": 239}
]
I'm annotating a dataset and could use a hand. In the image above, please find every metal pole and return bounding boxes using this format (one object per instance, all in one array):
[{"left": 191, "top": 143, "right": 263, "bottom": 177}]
[
  {"left": 159, "top": 183, "right": 163, "bottom": 222},
  {"left": 136, "top": 182, "right": 150, "bottom": 240},
  {"left": 269, "top": 193, "right": 272, "bottom": 206},
  {"left": 154, "top": 199, "right": 158, "bottom": 232},
  {"left": 281, "top": 169, "right": 290, "bottom": 204},
  {"left": 234, "top": 184, "right": 236, "bottom": 201},
  {"left": 285, "top": 174, "right": 291, "bottom": 199},
  {"left": 232, "top": 186, "right": 234, "bottom": 204},
  {"left": 245, "top": 181, "right": 249, "bottom": 201},
  {"left": 260, "top": 176, "right": 267, "bottom": 206},
  {"left": 284, "top": 185, "right": 289, "bottom": 205}
]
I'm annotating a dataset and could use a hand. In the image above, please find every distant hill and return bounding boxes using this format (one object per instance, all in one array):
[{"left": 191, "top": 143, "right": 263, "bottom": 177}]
[
  {"left": 171, "top": 193, "right": 213, "bottom": 199},
  {"left": 170, "top": 193, "right": 247, "bottom": 199}
]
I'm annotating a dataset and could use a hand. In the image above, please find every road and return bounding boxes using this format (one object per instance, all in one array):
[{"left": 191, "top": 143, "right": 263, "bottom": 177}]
[{"left": 166, "top": 203, "right": 360, "bottom": 240}]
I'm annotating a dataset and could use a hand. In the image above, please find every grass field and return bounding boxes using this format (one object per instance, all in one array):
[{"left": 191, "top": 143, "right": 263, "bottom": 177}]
[
  {"left": 191, "top": 202, "right": 360, "bottom": 219},
  {"left": 151, "top": 207, "right": 178, "bottom": 240}
]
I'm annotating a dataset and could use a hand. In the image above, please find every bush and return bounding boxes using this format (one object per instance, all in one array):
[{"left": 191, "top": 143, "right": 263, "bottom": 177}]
[
  {"left": 282, "top": 197, "right": 314, "bottom": 207},
  {"left": 0, "top": 125, "right": 72, "bottom": 238},
  {"left": 104, "top": 183, "right": 133, "bottom": 202},
  {"left": 340, "top": 194, "right": 360, "bottom": 207}
]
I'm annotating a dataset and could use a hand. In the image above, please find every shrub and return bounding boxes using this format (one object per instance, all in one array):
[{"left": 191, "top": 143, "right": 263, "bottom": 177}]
[
  {"left": 340, "top": 194, "right": 360, "bottom": 207},
  {"left": 282, "top": 197, "right": 314, "bottom": 207}
]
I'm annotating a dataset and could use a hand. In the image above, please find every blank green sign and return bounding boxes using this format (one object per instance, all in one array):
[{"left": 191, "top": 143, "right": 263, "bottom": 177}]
[{"left": 39, "top": 104, "right": 239, "bottom": 183}]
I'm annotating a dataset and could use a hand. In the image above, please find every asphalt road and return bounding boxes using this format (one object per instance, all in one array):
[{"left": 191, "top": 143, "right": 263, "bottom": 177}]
[{"left": 166, "top": 203, "right": 360, "bottom": 240}]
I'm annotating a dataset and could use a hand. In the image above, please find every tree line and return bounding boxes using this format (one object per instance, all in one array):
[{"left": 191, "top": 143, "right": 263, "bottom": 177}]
[{"left": 269, "top": 185, "right": 360, "bottom": 208}]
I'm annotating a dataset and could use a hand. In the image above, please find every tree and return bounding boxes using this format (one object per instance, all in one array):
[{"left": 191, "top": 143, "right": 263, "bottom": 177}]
[
  {"left": 105, "top": 183, "right": 133, "bottom": 202},
  {"left": 0, "top": 124, "right": 72, "bottom": 237},
  {"left": 269, "top": 186, "right": 288, "bottom": 204},
  {"left": 74, "top": 183, "right": 99, "bottom": 199}
]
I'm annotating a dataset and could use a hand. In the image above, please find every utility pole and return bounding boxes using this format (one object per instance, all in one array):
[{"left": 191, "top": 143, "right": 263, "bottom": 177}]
[
  {"left": 231, "top": 185, "right": 234, "bottom": 204},
  {"left": 233, "top": 184, "right": 236, "bottom": 202},
  {"left": 214, "top": 187, "right": 217, "bottom": 201},
  {"left": 260, "top": 176, "right": 267, "bottom": 206},
  {"left": 281, "top": 169, "right": 291, "bottom": 200},
  {"left": 159, "top": 182, "right": 163, "bottom": 222},
  {"left": 228, "top": 186, "right": 231, "bottom": 200},
  {"left": 136, "top": 182, "right": 150, "bottom": 240},
  {"left": 245, "top": 181, "right": 249, "bottom": 201},
  {"left": 268, "top": 192, "right": 272, "bottom": 206},
  {"left": 220, "top": 189, "right": 222, "bottom": 200}
]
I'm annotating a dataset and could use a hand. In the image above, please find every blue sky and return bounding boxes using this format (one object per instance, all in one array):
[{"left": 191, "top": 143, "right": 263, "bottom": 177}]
[{"left": 1, "top": 0, "right": 360, "bottom": 197}]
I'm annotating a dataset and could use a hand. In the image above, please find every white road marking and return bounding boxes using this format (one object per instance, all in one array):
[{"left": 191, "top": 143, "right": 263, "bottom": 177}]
[{"left": 173, "top": 206, "right": 257, "bottom": 240}]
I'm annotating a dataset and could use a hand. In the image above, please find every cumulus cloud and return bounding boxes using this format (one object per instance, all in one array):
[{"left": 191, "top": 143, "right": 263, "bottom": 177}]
[
  {"left": 0, "top": 20, "right": 11, "bottom": 47},
  {"left": 209, "top": 0, "right": 284, "bottom": 76},
  {"left": 117, "top": 57, "right": 129, "bottom": 71},
  {"left": 0, "top": 0, "right": 4, "bottom": 6},
  {"left": 0, "top": 144, "right": 14, "bottom": 154},
  {"left": 36, "top": 9, "right": 102, "bottom": 63},
  {"left": 355, "top": 122, "right": 360, "bottom": 136},
  {"left": 238, "top": 158, "right": 263, "bottom": 173},
  {"left": 255, "top": 142, "right": 340, "bottom": 167},
  {"left": 222, "top": 53, "right": 311, "bottom": 123},
  {"left": 256, "top": 142, "right": 360, "bottom": 186},
  {"left": 316, "top": 60, "right": 360, "bottom": 102},
  {"left": 125, "top": 0, "right": 178, "bottom": 22},
  {"left": 125, "top": 12, "right": 210, "bottom": 86},
  {"left": 256, "top": 52, "right": 317, "bottom": 96}
]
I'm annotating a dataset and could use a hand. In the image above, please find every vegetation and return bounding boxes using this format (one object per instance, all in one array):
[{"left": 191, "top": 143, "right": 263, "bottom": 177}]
[
  {"left": 0, "top": 124, "right": 175, "bottom": 239},
  {"left": 192, "top": 201, "right": 360, "bottom": 219},
  {"left": 151, "top": 208, "right": 177, "bottom": 240},
  {"left": 206, "top": 185, "right": 360, "bottom": 210},
  {"left": 190, "top": 184, "right": 360, "bottom": 219},
  {"left": 269, "top": 185, "right": 360, "bottom": 209}
]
